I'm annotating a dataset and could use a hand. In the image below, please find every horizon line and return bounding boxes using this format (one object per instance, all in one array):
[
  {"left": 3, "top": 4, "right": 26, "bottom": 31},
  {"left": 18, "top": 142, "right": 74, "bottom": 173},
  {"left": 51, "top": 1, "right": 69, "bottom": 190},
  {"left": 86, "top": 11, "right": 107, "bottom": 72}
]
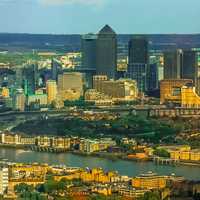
[{"left": 0, "top": 32, "right": 200, "bottom": 35}]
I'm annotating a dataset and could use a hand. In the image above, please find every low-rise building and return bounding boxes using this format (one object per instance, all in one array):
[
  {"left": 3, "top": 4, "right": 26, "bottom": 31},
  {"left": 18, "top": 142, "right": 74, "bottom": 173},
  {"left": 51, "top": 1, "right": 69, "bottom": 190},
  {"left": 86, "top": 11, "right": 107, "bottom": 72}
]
[
  {"left": 91, "top": 184, "right": 112, "bottom": 196},
  {"left": 0, "top": 165, "right": 9, "bottom": 195},
  {"left": 118, "top": 187, "right": 149, "bottom": 199},
  {"left": 132, "top": 171, "right": 168, "bottom": 189},
  {"left": 170, "top": 149, "right": 200, "bottom": 161},
  {"left": 27, "top": 94, "right": 48, "bottom": 107},
  {"left": 79, "top": 140, "right": 99, "bottom": 153},
  {"left": 35, "top": 136, "right": 51, "bottom": 147},
  {"left": 0, "top": 133, "right": 20, "bottom": 145},
  {"left": 8, "top": 163, "right": 48, "bottom": 192},
  {"left": 79, "top": 138, "right": 116, "bottom": 153},
  {"left": 51, "top": 137, "right": 71, "bottom": 149},
  {"left": 20, "top": 136, "right": 35, "bottom": 145}
]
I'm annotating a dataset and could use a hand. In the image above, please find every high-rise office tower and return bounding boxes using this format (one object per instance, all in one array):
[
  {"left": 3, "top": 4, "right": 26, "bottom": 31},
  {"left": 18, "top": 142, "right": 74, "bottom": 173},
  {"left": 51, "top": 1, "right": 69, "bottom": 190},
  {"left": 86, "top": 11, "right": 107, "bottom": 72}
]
[
  {"left": 81, "top": 33, "right": 97, "bottom": 70},
  {"left": 23, "top": 62, "right": 38, "bottom": 95},
  {"left": 128, "top": 36, "right": 148, "bottom": 64},
  {"left": 81, "top": 33, "right": 97, "bottom": 88},
  {"left": 96, "top": 25, "right": 117, "bottom": 79},
  {"left": 51, "top": 59, "right": 62, "bottom": 81},
  {"left": 164, "top": 49, "right": 183, "bottom": 79},
  {"left": 15, "top": 67, "right": 23, "bottom": 88},
  {"left": 46, "top": 80, "right": 57, "bottom": 104},
  {"left": 126, "top": 36, "right": 149, "bottom": 93},
  {"left": 181, "top": 50, "right": 200, "bottom": 95},
  {"left": 181, "top": 50, "right": 197, "bottom": 80},
  {"left": 148, "top": 63, "right": 159, "bottom": 91}
]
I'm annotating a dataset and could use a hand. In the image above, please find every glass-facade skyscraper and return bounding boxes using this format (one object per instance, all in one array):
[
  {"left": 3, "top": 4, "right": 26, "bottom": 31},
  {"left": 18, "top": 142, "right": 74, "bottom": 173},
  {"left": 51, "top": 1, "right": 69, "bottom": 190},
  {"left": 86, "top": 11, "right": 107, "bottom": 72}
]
[
  {"left": 96, "top": 25, "right": 117, "bottom": 79},
  {"left": 81, "top": 33, "right": 97, "bottom": 70},
  {"left": 126, "top": 36, "right": 149, "bottom": 93},
  {"left": 163, "top": 49, "right": 182, "bottom": 79}
]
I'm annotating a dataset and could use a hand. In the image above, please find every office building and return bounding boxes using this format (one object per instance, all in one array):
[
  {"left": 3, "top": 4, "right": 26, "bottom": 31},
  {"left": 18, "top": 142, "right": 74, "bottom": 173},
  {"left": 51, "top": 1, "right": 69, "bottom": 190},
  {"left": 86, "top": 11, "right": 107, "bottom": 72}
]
[
  {"left": 14, "top": 89, "right": 25, "bottom": 111},
  {"left": 128, "top": 36, "right": 148, "bottom": 64},
  {"left": 23, "top": 63, "right": 38, "bottom": 95},
  {"left": 148, "top": 63, "right": 158, "bottom": 91},
  {"left": 51, "top": 59, "right": 62, "bottom": 81},
  {"left": 126, "top": 36, "right": 149, "bottom": 93},
  {"left": 181, "top": 50, "right": 197, "bottom": 80},
  {"left": 58, "top": 72, "right": 84, "bottom": 101},
  {"left": 81, "top": 33, "right": 97, "bottom": 70},
  {"left": 126, "top": 63, "right": 147, "bottom": 93},
  {"left": 181, "top": 50, "right": 200, "bottom": 95},
  {"left": 15, "top": 67, "right": 23, "bottom": 88},
  {"left": 81, "top": 33, "right": 98, "bottom": 88},
  {"left": 46, "top": 80, "right": 57, "bottom": 104},
  {"left": 160, "top": 79, "right": 193, "bottom": 105},
  {"left": 164, "top": 49, "right": 183, "bottom": 79},
  {"left": 96, "top": 25, "right": 117, "bottom": 79},
  {"left": 93, "top": 76, "right": 138, "bottom": 101},
  {"left": 93, "top": 75, "right": 108, "bottom": 92},
  {"left": 148, "top": 55, "right": 160, "bottom": 91}
]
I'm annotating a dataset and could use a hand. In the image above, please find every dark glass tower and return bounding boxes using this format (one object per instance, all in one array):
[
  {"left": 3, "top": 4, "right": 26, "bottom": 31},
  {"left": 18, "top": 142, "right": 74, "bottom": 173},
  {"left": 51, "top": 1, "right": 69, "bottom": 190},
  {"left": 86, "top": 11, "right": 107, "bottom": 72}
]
[
  {"left": 81, "top": 33, "right": 97, "bottom": 70},
  {"left": 164, "top": 49, "right": 183, "bottom": 79},
  {"left": 126, "top": 36, "right": 149, "bottom": 93},
  {"left": 181, "top": 50, "right": 197, "bottom": 80},
  {"left": 23, "top": 63, "right": 38, "bottom": 95},
  {"left": 51, "top": 58, "right": 62, "bottom": 81},
  {"left": 181, "top": 50, "right": 200, "bottom": 95},
  {"left": 128, "top": 36, "right": 148, "bottom": 64},
  {"left": 81, "top": 33, "right": 97, "bottom": 88},
  {"left": 96, "top": 25, "right": 117, "bottom": 79}
]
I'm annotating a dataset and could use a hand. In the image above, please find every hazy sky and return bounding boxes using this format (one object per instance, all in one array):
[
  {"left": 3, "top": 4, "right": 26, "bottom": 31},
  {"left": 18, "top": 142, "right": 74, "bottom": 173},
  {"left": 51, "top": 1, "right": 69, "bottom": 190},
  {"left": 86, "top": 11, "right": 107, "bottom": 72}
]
[{"left": 0, "top": 0, "right": 199, "bottom": 34}]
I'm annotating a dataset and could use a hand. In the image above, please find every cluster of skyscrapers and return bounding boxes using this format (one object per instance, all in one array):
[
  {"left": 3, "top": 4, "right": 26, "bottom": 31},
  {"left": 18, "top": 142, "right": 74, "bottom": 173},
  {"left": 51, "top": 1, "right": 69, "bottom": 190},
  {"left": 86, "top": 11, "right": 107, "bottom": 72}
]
[
  {"left": 0, "top": 24, "right": 200, "bottom": 110},
  {"left": 81, "top": 25, "right": 152, "bottom": 94}
]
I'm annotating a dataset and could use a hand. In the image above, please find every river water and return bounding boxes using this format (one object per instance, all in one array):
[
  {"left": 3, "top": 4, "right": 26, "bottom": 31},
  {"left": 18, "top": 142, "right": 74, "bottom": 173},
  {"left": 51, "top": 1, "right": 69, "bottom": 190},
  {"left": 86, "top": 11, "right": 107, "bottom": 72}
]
[{"left": 0, "top": 148, "right": 199, "bottom": 180}]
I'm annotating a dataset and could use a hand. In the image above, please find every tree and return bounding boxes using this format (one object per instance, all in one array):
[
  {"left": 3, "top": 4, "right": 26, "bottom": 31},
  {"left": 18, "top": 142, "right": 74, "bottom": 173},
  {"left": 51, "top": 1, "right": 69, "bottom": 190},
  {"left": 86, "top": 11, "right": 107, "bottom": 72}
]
[
  {"left": 139, "top": 191, "right": 161, "bottom": 200},
  {"left": 153, "top": 148, "right": 170, "bottom": 158}
]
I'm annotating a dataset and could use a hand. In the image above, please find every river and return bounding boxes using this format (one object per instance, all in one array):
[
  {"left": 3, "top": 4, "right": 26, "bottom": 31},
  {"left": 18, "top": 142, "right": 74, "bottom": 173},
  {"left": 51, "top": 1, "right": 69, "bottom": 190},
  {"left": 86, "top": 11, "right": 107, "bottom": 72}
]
[{"left": 0, "top": 148, "right": 199, "bottom": 180}]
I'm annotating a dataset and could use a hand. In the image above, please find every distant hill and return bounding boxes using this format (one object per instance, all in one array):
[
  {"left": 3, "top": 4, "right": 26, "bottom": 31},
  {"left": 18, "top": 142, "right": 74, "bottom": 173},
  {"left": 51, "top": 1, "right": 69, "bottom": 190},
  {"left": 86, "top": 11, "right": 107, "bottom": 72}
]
[{"left": 0, "top": 33, "right": 200, "bottom": 52}]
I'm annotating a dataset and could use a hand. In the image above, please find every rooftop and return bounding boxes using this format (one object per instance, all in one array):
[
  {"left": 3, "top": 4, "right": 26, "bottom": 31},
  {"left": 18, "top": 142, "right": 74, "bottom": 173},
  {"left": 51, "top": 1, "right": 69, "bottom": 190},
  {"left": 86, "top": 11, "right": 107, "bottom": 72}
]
[{"left": 98, "top": 25, "right": 116, "bottom": 35}]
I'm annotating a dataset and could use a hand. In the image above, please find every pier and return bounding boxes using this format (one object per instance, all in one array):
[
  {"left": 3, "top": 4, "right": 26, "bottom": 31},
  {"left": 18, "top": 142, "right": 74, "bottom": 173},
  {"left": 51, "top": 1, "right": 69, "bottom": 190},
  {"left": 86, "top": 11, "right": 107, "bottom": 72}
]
[{"left": 153, "top": 157, "right": 180, "bottom": 165}]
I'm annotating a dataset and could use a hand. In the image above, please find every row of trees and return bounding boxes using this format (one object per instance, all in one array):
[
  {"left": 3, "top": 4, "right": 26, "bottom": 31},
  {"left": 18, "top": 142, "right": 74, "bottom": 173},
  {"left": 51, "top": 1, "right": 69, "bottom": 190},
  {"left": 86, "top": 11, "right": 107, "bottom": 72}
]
[{"left": 13, "top": 114, "right": 184, "bottom": 144}]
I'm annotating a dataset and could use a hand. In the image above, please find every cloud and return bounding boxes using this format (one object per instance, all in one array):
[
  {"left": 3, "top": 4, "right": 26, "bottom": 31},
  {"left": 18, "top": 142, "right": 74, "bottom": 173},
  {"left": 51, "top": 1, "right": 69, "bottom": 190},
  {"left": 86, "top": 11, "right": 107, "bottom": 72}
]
[{"left": 38, "top": 0, "right": 106, "bottom": 6}]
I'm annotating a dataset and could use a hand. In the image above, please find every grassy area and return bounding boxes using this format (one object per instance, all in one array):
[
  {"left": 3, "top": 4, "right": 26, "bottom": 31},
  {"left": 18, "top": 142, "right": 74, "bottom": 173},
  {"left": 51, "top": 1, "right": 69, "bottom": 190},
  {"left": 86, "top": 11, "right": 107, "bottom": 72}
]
[{"left": 0, "top": 52, "right": 59, "bottom": 66}]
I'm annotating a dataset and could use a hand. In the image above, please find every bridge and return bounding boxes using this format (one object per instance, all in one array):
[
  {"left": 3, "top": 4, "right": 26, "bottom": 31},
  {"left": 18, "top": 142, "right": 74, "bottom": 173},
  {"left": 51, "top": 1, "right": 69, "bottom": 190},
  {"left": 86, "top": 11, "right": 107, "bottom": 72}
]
[{"left": 153, "top": 156, "right": 180, "bottom": 165}]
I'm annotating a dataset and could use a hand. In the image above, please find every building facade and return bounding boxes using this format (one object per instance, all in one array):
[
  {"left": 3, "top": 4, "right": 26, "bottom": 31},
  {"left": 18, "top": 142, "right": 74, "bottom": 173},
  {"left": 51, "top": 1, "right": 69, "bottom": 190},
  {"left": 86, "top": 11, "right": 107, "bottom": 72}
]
[
  {"left": 46, "top": 80, "right": 57, "bottom": 104},
  {"left": 164, "top": 49, "right": 182, "bottom": 79},
  {"left": 57, "top": 72, "right": 84, "bottom": 101},
  {"left": 96, "top": 25, "right": 117, "bottom": 79},
  {"left": 126, "top": 36, "right": 149, "bottom": 93}
]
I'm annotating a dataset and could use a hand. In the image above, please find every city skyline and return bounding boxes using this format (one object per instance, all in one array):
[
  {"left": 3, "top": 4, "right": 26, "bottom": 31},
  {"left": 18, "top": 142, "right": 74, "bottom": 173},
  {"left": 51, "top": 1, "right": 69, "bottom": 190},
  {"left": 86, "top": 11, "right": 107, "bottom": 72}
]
[{"left": 0, "top": 0, "right": 200, "bottom": 34}]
